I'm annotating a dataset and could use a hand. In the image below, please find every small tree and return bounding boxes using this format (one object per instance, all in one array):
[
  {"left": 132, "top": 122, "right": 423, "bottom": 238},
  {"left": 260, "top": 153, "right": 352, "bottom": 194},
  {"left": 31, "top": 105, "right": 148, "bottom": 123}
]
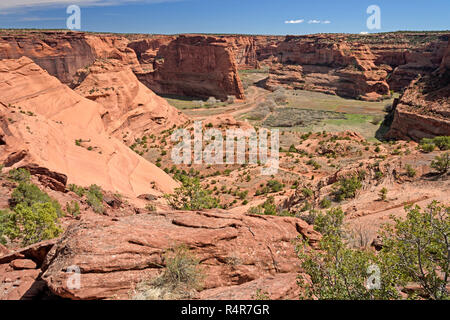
[
  {"left": 379, "top": 187, "right": 388, "bottom": 201},
  {"left": 296, "top": 208, "right": 399, "bottom": 299},
  {"left": 431, "top": 152, "right": 449, "bottom": 175},
  {"left": 165, "top": 176, "right": 219, "bottom": 211},
  {"left": 0, "top": 202, "right": 62, "bottom": 246},
  {"left": 380, "top": 201, "right": 449, "bottom": 300}
]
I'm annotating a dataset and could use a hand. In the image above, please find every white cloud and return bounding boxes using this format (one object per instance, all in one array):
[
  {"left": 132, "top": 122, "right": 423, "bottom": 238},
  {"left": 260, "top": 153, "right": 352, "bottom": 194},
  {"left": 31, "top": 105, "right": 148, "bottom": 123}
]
[
  {"left": 0, "top": 0, "right": 177, "bottom": 11},
  {"left": 360, "top": 31, "right": 369, "bottom": 35},
  {"left": 322, "top": 20, "right": 331, "bottom": 24},
  {"left": 308, "top": 20, "right": 321, "bottom": 24},
  {"left": 285, "top": 19, "right": 304, "bottom": 24},
  {"left": 20, "top": 16, "right": 66, "bottom": 21}
]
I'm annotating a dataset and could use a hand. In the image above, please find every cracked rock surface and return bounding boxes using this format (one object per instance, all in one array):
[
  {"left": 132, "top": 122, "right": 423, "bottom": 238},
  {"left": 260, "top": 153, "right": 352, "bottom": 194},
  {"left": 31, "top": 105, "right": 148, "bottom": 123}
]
[{"left": 41, "top": 211, "right": 320, "bottom": 300}]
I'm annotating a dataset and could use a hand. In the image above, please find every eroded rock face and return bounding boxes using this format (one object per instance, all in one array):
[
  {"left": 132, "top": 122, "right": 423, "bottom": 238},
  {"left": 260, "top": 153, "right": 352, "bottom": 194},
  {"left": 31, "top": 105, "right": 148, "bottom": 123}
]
[
  {"left": 256, "top": 33, "right": 449, "bottom": 101},
  {"left": 74, "top": 59, "right": 188, "bottom": 144},
  {"left": 386, "top": 39, "right": 450, "bottom": 141},
  {"left": 0, "top": 57, "right": 179, "bottom": 197},
  {"left": 41, "top": 211, "right": 320, "bottom": 300},
  {"left": 136, "top": 35, "right": 245, "bottom": 101},
  {"left": 0, "top": 31, "right": 96, "bottom": 85}
]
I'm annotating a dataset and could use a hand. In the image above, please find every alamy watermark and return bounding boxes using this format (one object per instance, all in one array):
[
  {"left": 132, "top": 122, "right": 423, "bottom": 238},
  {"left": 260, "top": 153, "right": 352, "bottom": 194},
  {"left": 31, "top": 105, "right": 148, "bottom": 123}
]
[
  {"left": 66, "top": 5, "right": 81, "bottom": 30},
  {"left": 66, "top": 265, "right": 81, "bottom": 290},
  {"left": 366, "top": 264, "right": 381, "bottom": 290},
  {"left": 366, "top": 5, "right": 381, "bottom": 30},
  {"left": 171, "top": 121, "right": 279, "bottom": 175}
]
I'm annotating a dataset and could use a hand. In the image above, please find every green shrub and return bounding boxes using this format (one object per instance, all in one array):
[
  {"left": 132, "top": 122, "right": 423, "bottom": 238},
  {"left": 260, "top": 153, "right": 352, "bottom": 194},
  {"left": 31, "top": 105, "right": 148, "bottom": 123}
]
[
  {"left": 421, "top": 143, "right": 435, "bottom": 153},
  {"left": 319, "top": 197, "right": 332, "bottom": 209},
  {"left": 248, "top": 196, "right": 277, "bottom": 216},
  {"left": 431, "top": 136, "right": 450, "bottom": 150},
  {"left": 66, "top": 201, "right": 80, "bottom": 217},
  {"left": 132, "top": 245, "right": 203, "bottom": 300},
  {"left": 297, "top": 201, "right": 450, "bottom": 300},
  {"left": 8, "top": 168, "right": 31, "bottom": 183},
  {"left": 296, "top": 207, "right": 399, "bottom": 300},
  {"left": 405, "top": 164, "right": 416, "bottom": 177},
  {"left": 421, "top": 136, "right": 450, "bottom": 151},
  {"left": 431, "top": 152, "right": 450, "bottom": 175},
  {"left": 165, "top": 177, "right": 219, "bottom": 211},
  {"left": 266, "top": 180, "right": 284, "bottom": 193},
  {"left": 379, "top": 187, "right": 388, "bottom": 201},
  {"left": 11, "top": 182, "right": 63, "bottom": 217},
  {"left": 68, "top": 184, "right": 86, "bottom": 197},
  {"left": 333, "top": 175, "right": 362, "bottom": 202},
  {"left": 86, "top": 184, "right": 104, "bottom": 213},
  {"left": 145, "top": 203, "right": 156, "bottom": 212},
  {"left": 301, "top": 188, "right": 313, "bottom": 198},
  {"left": 0, "top": 202, "right": 62, "bottom": 246},
  {"left": 380, "top": 201, "right": 450, "bottom": 300}
]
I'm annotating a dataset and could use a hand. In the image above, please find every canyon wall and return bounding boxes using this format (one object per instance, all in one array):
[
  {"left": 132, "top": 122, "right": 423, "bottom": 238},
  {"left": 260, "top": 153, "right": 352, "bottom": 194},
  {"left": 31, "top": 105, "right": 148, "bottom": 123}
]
[
  {"left": 256, "top": 33, "right": 449, "bottom": 101},
  {"left": 134, "top": 35, "right": 245, "bottom": 101},
  {"left": 386, "top": 39, "right": 450, "bottom": 141},
  {"left": 0, "top": 31, "right": 140, "bottom": 85}
]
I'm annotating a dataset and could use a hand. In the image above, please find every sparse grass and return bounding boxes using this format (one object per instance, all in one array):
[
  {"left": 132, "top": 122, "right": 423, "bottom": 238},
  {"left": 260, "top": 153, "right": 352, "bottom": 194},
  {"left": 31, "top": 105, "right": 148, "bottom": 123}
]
[{"left": 131, "top": 245, "right": 203, "bottom": 300}]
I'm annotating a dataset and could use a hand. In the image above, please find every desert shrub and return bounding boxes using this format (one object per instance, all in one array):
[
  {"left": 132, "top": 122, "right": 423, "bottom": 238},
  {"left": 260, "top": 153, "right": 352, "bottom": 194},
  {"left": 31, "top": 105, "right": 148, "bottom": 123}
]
[
  {"left": 421, "top": 143, "right": 435, "bottom": 153},
  {"left": 145, "top": 203, "right": 156, "bottom": 212},
  {"left": 306, "top": 159, "right": 321, "bottom": 170},
  {"left": 296, "top": 207, "right": 399, "bottom": 300},
  {"left": 165, "top": 176, "right": 219, "bottom": 211},
  {"left": 65, "top": 201, "right": 80, "bottom": 217},
  {"left": 430, "top": 152, "right": 450, "bottom": 175},
  {"left": 332, "top": 175, "right": 362, "bottom": 202},
  {"left": 319, "top": 197, "right": 332, "bottom": 209},
  {"left": 132, "top": 245, "right": 203, "bottom": 300},
  {"left": 205, "top": 96, "right": 218, "bottom": 106},
  {"left": 8, "top": 168, "right": 30, "bottom": 183},
  {"left": 301, "top": 187, "right": 313, "bottom": 198},
  {"left": 297, "top": 201, "right": 450, "bottom": 300},
  {"left": 421, "top": 136, "right": 450, "bottom": 151},
  {"left": 247, "top": 196, "right": 277, "bottom": 216},
  {"left": 405, "top": 164, "right": 416, "bottom": 177},
  {"left": 298, "top": 210, "right": 318, "bottom": 225},
  {"left": 11, "top": 182, "right": 63, "bottom": 217},
  {"left": 431, "top": 136, "right": 450, "bottom": 150},
  {"left": 379, "top": 187, "right": 388, "bottom": 201},
  {"left": 68, "top": 184, "right": 86, "bottom": 197},
  {"left": 86, "top": 184, "right": 104, "bottom": 214},
  {"left": 246, "top": 99, "right": 276, "bottom": 120},
  {"left": 0, "top": 202, "right": 62, "bottom": 246},
  {"left": 379, "top": 201, "right": 450, "bottom": 300},
  {"left": 266, "top": 180, "right": 283, "bottom": 193},
  {"left": 226, "top": 95, "right": 236, "bottom": 104}
]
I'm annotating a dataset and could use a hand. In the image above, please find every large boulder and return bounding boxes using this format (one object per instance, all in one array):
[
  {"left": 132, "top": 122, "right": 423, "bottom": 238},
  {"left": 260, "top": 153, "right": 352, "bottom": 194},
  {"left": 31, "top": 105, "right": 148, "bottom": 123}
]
[{"left": 41, "top": 211, "right": 320, "bottom": 300}]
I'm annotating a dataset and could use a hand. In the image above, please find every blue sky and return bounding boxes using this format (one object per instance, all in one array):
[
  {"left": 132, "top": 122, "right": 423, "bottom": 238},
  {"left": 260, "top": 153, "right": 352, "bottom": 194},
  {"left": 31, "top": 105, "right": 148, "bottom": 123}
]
[{"left": 0, "top": 0, "right": 449, "bottom": 35}]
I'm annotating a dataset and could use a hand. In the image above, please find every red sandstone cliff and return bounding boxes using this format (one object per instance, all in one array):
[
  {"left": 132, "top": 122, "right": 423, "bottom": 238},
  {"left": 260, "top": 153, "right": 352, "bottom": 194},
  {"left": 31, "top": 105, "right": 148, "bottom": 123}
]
[
  {"left": 0, "top": 31, "right": 140, "bottom": 85},
  {"left": 386, "top": 39, "right": 450, "bottom": 141},
  {"left": 135, "top": 35, "right": 245, "bottom": 101}
]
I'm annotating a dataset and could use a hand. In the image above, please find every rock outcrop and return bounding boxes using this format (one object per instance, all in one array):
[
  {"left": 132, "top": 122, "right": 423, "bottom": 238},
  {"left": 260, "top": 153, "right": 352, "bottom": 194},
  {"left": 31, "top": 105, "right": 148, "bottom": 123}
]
[
  {"left": 41, "top": 211, "right": 320, "bottom": 300},
  {"left": 256, "top": 32, "right": 448, "bottom": 101},
  {"left": 0, "top": 57, "right": 179, "bottom": 197},
  {"left": 74, "top": 59, "right": 188, "bottom": 144},
  {"left": 386, "top": 39, "right": 450, "bottom": 141},
  {"left": 136, "top": 35, "right": 245, "bottom": 101}
]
